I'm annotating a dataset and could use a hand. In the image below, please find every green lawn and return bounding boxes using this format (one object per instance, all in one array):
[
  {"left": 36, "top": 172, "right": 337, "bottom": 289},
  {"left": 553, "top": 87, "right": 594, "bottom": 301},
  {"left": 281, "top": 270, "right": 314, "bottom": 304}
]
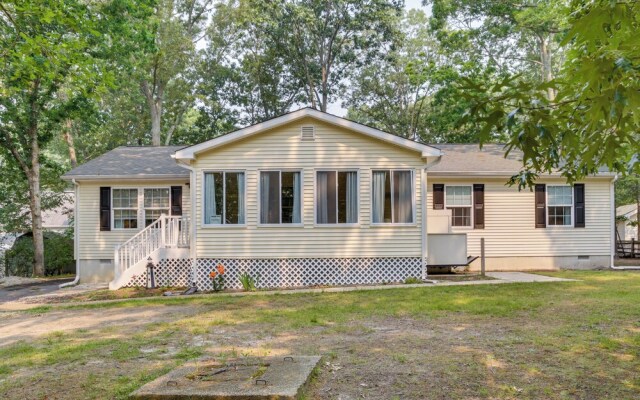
[{"left": 1, "top": 271, "right": 640, "bottom": 399}]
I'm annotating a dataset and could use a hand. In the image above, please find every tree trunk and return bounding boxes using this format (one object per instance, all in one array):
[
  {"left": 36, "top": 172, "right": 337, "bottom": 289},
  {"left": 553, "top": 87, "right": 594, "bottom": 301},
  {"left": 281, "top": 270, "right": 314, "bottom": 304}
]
[
  {"left": 141, "top": 80, "right": 163, "bottom": 146},
  {"left": 63, "top": 119, "right": 77, "bottom": 168},
  {"left": 150, "top": 101, "right": 162, "bottom": 146},
  {"left": 27, "top": 143, "right": 45, "bottom": 277},
  {"left": 539, "top": 35, "right": 555, "bottom": 101}
]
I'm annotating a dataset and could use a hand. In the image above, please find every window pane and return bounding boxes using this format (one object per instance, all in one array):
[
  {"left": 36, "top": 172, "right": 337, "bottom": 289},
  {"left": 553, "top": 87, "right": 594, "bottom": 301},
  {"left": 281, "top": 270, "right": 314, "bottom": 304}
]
[
  {"left": 446, "top": 186, "right": 471, "bottom": 206},
  {"left": 144, "top": 188, "right": 169, "bottom": 208},
  {"left": 114, "top": 209, "right": 137, "bottom": 229},
  {"left": 337, "top": 172, "right": 347, "bottom": 224},
  {"left": 316, "top": 171, "right": 337, "bottom": 224},
  {"left": 281, "top": 172, "right": 300, "bottom": 224},
  {"left": 548, "top": 186, "right": 572, "bottom": 206},
  {"left": 204, "top": 172, "right": 224, "bottom": 224},
  {"left": 145, "top": 209, "right": 168, "bottom": 226},
  {"left": 225, "top": 172, "right": 242, "bottom": 224},
  {"left": 548, "top": 206, "right": 571, "bottom": 226},
  {"left": 113, "top": 189, "right": 137, "bottom": 208},
  {"left": 372, "top": 171, "right": 391, "bottom": 223},
  {"left": 449, "top": 207, "right": 471, "bottom": 227},
  {"left": 393, "top": 171, "right": 413, "bottom": 223},
  {"left": 261, "top": 171, "right": 280, "bottom": 224}
]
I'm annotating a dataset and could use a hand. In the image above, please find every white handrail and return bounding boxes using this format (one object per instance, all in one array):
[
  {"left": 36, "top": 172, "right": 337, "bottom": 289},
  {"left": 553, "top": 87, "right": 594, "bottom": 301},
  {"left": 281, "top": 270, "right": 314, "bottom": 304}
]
[{"left": 113, "top": 215, "right": 190, "bottom": 277}]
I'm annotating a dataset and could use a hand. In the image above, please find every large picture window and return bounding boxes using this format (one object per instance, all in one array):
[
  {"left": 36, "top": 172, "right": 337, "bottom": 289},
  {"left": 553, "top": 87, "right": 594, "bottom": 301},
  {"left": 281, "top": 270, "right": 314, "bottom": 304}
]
[
  {"left": 203, "top": 171, "right": 245, "bottom": 225},
  {"left": 144, "top": 188, "right": 170, "bottom": 226},
  {"left": 260, "top": 171, "right": 302, "bottom": 224},
  {"left": 548, "top": 185, "right": 572, "bottom": 226},
  {"left": 372, "top": 170, "right": 413, "bottom": 224},
  {"left": 316, "top": 171, "right": 358, "bottom": 224},
  {"left": 112, "top": 188, "right": 138, "bottom": 229},
  {"left": 445, "top": 185, "right": 472, "bottom": 227}
]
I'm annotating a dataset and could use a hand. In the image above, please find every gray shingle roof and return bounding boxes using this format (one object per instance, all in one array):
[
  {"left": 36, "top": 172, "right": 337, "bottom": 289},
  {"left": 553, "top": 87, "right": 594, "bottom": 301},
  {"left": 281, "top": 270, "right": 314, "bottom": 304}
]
[
  {"left": 427, "top": 144, "right": 524, "bottom": 174},
  {"left": 63, "top": 146, "right": 189, "bottom": 180}
]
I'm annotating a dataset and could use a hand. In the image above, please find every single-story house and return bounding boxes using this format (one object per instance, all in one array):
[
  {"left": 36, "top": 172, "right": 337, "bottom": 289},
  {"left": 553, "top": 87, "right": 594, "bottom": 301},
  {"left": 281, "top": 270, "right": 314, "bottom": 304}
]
[
  {"left": 616, "top": 204, "right": 638, "bottom": 241},
  {"left": 62, "top": 108, "right": 616, "bottom": 290}
]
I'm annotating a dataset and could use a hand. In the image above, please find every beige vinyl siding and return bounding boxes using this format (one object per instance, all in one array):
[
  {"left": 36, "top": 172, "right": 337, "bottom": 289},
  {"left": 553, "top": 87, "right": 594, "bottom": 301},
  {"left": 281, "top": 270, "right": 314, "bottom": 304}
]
[
  {"left": 427, "top": 177, "right": 613, "bottom": 257},
  {"left": 76, "top": 180, "right": 191, "bottom": 260},
  {"left": 192, "top": 117, "right": 425, "bottom": 258}
]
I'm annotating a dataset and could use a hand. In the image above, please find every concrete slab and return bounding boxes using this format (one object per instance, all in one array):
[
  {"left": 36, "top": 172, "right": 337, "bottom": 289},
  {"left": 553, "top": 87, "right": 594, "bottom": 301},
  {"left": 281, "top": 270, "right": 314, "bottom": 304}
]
[
  {"left": 486, "top": 272, "right": 575, "bottom": 283},
  {"left": 131, "top": 356, "right": 321, "bottom": 399}
]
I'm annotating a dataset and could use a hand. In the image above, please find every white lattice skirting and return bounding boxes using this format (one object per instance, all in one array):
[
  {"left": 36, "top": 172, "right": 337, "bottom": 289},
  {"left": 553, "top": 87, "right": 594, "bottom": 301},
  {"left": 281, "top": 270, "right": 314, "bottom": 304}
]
[
  {"left": 124, "top": 257, "right": 422, "bottom": 290},
  {"left": 198, "top": 258, "right": 422, "bottom": 290},
  {"left": 125, "top": 259, "right": 193, "bottom": 288}
]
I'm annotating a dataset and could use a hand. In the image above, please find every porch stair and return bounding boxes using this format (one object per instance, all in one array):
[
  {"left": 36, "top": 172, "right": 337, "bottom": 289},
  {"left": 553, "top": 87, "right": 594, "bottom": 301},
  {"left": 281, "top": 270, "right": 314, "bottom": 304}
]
[{"left": 109, "top": 215, "right": 190, "bottom": 290}]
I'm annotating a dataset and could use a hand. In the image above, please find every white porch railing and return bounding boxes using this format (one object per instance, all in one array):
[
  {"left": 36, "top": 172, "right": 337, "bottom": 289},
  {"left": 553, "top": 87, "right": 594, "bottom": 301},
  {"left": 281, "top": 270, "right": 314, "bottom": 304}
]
[{"left": 113, "top": 215, "right": 190, "bottom": 278}]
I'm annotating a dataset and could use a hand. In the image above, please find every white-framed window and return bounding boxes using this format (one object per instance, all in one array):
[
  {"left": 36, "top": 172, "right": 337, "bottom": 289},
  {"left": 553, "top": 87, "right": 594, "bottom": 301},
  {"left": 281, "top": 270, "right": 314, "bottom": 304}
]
[
  {"left": 547, "top": 185, "right": 573, "bottom": 226},
  {"left": 203, "top": 171, "right": 245, "bottom": 225},
  {"left": 445, "top": 185, "right": 472, "bottom": 227},
  {"left": 316, "top": 170, "right": 359, "bottom": 224},
  {"left": 143, "top": 188, "right": 170, "bottom": 226},
  {"left": 260, "top": 170, "right": 302, "bottom": 224},
  {"left": 371, "top": 170, "right": 414, "bottom": 224},
  {"left": 112, "top": 188, "right": 139, "bottom": 229}
]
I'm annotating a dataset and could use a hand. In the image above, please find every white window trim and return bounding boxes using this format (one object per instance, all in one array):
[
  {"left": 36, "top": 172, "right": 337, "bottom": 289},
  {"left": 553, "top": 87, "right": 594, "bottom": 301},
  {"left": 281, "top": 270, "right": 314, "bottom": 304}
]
[
  {"left": 546, "top": 185, "right": 573, "bottom": 227},
  {"left": 142, "top": 187, "right": 171, "bottom": 227},
  {"left": 313, "top": 169, "right": 361, "bottom": 227},
  {"left": 257, "top": 169, "right": 304, "bottom": 227},
  {"left": 111, "top": 188, "right": 140, "bottom": 231},
  {"left": 444, "top": 184, "right": 473, "bottom": 229},
  {"left": 370, "top": 169, "right": 417, "bottom": 227},
  {"left": 201, "top": 170, "right": 247, "bottom": 228}
]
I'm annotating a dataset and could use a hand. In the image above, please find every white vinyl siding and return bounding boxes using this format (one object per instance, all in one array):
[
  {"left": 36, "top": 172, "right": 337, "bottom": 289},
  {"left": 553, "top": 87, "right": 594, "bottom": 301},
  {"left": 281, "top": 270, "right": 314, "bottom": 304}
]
[
  {"left": 428, "top": 178, "right": 612, "bottom": 257},
  {"left": 76, "top": 181, "right": 191, "bottom": 260},
  {"left": 192, "top": 117, "right": 424, "bottom": 258}
]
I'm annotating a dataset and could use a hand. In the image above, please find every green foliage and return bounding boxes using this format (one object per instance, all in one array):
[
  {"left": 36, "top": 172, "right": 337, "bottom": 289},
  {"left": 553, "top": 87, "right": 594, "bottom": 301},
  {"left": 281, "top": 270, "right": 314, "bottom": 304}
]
[
  {"left": 239, "top": 272, "right": 260, "bottom": 292},
  {"left": 5, "top": 231, "right": 74, "bottom": 277},
  {"left": 461, "top": 1, "right": 640, "bottom": 186},
  {"left": 404, "top": 276, "right": 422, "bottom": 284}
]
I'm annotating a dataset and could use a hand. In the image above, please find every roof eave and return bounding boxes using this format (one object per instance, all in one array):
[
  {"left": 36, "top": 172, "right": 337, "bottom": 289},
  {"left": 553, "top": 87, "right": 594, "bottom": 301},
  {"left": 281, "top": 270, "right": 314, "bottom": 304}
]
[
  {"left": 62, "top": 174, "right": 190, "bottom": 181},
  {"left": 427, "top": 171, "right": 617, "bottom": 179}
]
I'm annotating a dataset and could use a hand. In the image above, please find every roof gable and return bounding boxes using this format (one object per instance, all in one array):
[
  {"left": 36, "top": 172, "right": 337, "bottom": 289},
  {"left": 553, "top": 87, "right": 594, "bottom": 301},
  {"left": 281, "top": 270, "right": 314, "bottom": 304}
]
[{"left": 174, "top": 108, "right": 442, "bottom": 160}]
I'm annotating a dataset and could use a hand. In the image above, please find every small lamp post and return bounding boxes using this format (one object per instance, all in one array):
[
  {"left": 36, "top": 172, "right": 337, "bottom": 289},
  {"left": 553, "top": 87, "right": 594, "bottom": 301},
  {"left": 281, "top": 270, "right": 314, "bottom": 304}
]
[{"left": 146, "top": 257, "right": 156, "bottom": 289}]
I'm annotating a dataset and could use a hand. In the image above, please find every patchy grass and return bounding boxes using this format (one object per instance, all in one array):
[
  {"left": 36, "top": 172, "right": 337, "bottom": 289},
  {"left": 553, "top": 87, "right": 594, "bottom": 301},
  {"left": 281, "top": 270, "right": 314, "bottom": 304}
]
[
  {"left": 45, "top": 286, "right": 188, "bottom": 303},
  {"left": 1, "top": 271, "right": 640, "bottom": 399}
]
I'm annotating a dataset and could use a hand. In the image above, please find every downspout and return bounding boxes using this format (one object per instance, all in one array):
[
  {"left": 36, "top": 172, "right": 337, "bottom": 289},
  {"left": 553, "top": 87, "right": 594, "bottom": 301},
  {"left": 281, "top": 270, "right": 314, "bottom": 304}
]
[
  {"left": 609, "top": 174, "right": 640, "bottom": 270},
  {"left": 422, "top": 156, "right": 442, "bottom": 282},
  {"left": 60, "top": 179, "right": 80, "bottom": 288},
  {"left": 175, "top": 159, "right": 199, "bottom": 286}
]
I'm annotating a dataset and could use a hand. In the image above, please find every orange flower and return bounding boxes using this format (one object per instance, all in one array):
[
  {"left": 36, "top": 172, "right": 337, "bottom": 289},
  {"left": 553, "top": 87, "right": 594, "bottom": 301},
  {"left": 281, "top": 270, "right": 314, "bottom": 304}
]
[
  {"left": 216, "top": 264, "right": 225, "bottom": 275},
  {"left": 209, "top": 270, "right": 217, "bottom": 278}
]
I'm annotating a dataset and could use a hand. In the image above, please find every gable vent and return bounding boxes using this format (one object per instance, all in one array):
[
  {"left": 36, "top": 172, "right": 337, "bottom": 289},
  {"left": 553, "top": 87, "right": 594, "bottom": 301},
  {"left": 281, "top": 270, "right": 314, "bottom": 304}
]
[{"left": 300, "top": 126, "right": 316, "bottom": 141}]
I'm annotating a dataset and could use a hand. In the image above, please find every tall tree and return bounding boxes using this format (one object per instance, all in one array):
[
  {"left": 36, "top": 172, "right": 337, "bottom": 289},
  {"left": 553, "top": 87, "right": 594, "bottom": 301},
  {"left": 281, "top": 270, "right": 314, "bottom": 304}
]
[
  {"left": 461, "top": 0, "right": 639, "bottom": 186},
  {"left": 141, "top": 0, "right": 213, "bottom": 146},
  {"left": 253, "top": 0, "right": 403, "bottom": 112},
  {"left": 0, "top": 0, "right": 152, "bottom": 275},
  {"left": 347, "top": 10, "right": 443, "bottom": 141},
  {"left": 428, "top": 0, "right": 569, "bottom": 99}
]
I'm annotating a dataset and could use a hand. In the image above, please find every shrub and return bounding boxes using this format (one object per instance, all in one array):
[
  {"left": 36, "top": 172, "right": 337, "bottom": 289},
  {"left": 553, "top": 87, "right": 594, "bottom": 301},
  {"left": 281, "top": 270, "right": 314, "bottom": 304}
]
[
  {"left": 5, "top": 231, "right": 74, "bottom": 277},
  {"left": 404, "top": 277, "right": 422, "bottom": 284}
]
